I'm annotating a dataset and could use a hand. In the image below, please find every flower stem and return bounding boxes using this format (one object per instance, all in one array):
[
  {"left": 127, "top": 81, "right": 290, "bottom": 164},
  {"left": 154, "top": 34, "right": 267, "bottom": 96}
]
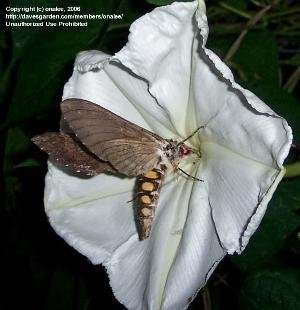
[
  {"left": 267, "top": 6, "right": 300, "bottom": 19},
  {"left": 283, "top": 66, "right": 300, "bottom": 93},
  {"left": 224, "top": 4, "right": 272, "bottom": 62},
  {"left": 201, "top": 287, "right": 212, "bottom": 310},
  {"left": 219, "top": 2, "right": 251, "bottom": 19},
  {"left": 284, "top": 161, "right": 300, "bottom": 178}
]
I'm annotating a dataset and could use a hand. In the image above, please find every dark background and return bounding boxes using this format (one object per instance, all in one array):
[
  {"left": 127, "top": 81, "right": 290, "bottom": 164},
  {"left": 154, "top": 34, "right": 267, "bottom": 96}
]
[{"left": 1, "top": 0, "right": 300, "bottom": 309}]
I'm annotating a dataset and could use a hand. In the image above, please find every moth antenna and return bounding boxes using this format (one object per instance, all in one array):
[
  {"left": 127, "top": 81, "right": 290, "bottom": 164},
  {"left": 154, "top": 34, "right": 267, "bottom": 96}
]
[
  {"left": 177, "top": 126, "right": 205, "bottom": 146},
  {"left": 178, "top": 167, "right": 203, "bottom": 182}
]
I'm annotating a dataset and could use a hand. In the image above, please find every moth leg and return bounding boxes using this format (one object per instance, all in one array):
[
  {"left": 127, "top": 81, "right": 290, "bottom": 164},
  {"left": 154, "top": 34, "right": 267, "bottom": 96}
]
[{"left": 177, "top": 167, "right": 203, "bottom": 182}]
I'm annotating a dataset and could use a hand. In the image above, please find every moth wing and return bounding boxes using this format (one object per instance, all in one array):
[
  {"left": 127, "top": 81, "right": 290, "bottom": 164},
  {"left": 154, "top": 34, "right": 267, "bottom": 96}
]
[
  {"left": 32, "top": 132, "right": 116, "bottom": 177},
  {"left": 61, "top": 99, "right": 164, "bottom": 176}
]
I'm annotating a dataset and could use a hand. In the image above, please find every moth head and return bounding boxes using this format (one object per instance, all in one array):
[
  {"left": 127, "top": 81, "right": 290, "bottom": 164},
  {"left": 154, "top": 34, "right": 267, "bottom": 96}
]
[{"left": 164, "top": 139, "right": 192, "bottom": 162}]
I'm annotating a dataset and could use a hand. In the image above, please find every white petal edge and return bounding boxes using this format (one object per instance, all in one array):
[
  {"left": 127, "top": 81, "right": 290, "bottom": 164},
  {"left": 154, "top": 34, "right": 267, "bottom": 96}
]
[
  {"left": 112, "top": 0, "right": 292, "bottom": 169},
  {"left": 102, "top": 165, "right": 225, "bottom": 310},
  {"left": 63, "top": 50, "right": 177, "bottom": 139},
  {"left": 240, "top": 168, "right": 286, "bottom": 252},
  {"left": 45, "top": 157, "right": 227, "bottom": 309},
  {"left": 200, "top": 48, "right": 293, "bottom": 168},
  {"left": 74, "top": 50, "right": 110, "bottom": 72},
  {"left": 200, "top": 141, "right": 287, "bottom": 254},
  {"left": 114, "top": 0, "right": 203, "bottom": 136},
  {"left": 191, "top": 1, "right": 292, "bottom": 253}
]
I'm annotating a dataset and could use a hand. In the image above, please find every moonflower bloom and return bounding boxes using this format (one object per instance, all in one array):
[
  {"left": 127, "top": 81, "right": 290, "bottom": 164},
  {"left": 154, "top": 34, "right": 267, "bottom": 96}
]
[{"left": 44, "top": 1, "right": 292, "bottom": 309}]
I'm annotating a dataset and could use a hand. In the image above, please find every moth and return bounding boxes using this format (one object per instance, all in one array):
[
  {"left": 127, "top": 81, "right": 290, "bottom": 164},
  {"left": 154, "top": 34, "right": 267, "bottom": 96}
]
[{"left": 32, "top": 98, "right": 200, "bottom": 240}]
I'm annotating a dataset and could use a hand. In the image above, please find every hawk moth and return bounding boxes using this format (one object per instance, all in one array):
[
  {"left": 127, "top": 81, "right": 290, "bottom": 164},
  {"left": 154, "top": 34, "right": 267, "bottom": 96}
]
[{"left": 32, "top": 98, "right": 199, "bottom": 240}]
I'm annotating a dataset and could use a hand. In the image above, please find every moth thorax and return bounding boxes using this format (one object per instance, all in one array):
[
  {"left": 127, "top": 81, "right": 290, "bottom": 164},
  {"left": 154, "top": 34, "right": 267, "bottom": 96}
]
[
  {"left": 162, "top": 140, "right": 192, "bottom": 169},
  {"left": 135, "top": 165, "right": 166, "bottom": 240}
]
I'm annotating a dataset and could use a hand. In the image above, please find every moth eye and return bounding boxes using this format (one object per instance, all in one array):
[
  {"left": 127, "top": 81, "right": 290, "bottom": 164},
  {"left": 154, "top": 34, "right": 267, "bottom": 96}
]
[{"left": 180, "top": 146, "right": 191, "bottom": 156}]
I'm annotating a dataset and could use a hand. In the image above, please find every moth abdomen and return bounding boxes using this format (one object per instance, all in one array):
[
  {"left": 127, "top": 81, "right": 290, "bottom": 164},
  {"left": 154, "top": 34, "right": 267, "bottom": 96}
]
[{"left": 135, "top": 165, "right": 166, "bottom": 240}]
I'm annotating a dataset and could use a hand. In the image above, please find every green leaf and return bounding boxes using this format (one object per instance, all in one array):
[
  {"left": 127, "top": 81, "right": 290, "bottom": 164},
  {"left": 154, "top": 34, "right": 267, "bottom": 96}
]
[
  {"left": 10, "top": 0, "right": 60, "bottom": 60},
  {"left": 100, "top": 0, "right": 153, "bottom": 53},
  {"left": 232, "top": 31, "right": 279, "bottom": 86},
  {"left": 0, "top": 28, "right": 5, "bottom": 50},
  {"left": 232, "top": 178, "right": 300, "bottom": 272},
  {"left": 4, "top": 127, "right": 30, "bottom": 166},
  {"left": 0, "top": 27, "right": 6, "bottom": 73},
  {"left": 6, "top": 0, "right": 122, "bottom": 125},
  {"left": 3, "top": 127, "right": 31, "bottom": 210},
  {"left": 238, "top": 269, "right": 300, "bottom": 310},
  {"left": 14, "top": 157, "right": 40, "bottom": 168},
  {"left": 222, "top": 0, "right": 247, "bottom": 11},
  {"left": 207, "top": 34, "right": 235, "bottom": 60},
  {"left": 109, "top": 0, "right": 145, "bottom": 27},
  {"left": 146, "top": 0, "right": 191, "bottom": 5},
  {"left": 208, "top": 31, "right": 279, "bottom": 88},
  {"left": 45, "top": 269, "right": 76, "bottom": 310},
  {"left": 243, "top": 81, "right": 300, "bottom": 141},
  {"left": 281, "top": 53, "right": 300, "bottom": 66},
  {"left": 45, "top": 268, "right": 90, "bottom": 310}
]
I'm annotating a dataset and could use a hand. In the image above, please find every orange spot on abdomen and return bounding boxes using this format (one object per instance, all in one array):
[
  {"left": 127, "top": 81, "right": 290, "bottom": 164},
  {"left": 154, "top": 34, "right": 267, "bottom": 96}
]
[
  {"left": 140, "top": 195, "right": 152, "bottom": 205},
  {"left": 141, "top": 182, "right": 155, "bottom": 192},
  {"left": 144, "top": 170, "right": 159, "bottom": 179}
]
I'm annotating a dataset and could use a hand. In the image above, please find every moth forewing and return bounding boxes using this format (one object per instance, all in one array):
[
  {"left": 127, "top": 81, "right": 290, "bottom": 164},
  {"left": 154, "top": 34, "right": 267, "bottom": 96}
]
[{"left": 61, "top": 98, "right": 165, "bottom": 177}]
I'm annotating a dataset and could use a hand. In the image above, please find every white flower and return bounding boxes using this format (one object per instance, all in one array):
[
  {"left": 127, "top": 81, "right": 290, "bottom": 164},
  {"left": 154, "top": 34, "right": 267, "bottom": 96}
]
[{"left": 44, "top": 1, "right": 292, "bottom": 309}]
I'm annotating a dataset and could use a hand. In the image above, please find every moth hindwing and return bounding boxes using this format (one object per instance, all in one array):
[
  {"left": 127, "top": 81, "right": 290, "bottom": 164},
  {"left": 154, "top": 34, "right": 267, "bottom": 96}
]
[
  {"left": 31, "top": 132, "right": 116, "bottom": 176},
  {"left": 32, "top": 98, "right": 194, "bottom": 240}
]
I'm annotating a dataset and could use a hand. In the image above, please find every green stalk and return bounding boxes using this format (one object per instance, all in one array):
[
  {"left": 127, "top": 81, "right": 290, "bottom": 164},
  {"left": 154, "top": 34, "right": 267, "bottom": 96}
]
[
  {"left": 285, "top": 161, "right": 300, "bottom": 178},
  {"left": 219, "top": 2, "right": 251, "bottom": 19}
]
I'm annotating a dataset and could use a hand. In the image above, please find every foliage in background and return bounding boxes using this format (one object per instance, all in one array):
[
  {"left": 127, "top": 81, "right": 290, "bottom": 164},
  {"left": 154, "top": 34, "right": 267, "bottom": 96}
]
[{"left": 1, "top": 0, "right": 299, "bottom": 309}]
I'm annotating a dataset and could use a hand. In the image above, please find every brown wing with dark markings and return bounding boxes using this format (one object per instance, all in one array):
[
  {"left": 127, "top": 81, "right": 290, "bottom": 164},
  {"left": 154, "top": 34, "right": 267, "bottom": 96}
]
[
  {"left": 32, "top": 132, "right": 116, "bottom": 177},
  {"left": 61, "top": 98, "right": 165, "bottom": 176}
]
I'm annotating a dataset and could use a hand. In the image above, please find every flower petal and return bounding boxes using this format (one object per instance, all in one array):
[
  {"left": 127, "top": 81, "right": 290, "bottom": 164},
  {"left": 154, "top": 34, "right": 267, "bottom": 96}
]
[
  {"left": 105, "top": 175, "right": 195, "bottom": 309},
  {"left": 64, "top": 50, "right": 176, "bottom": 138},
  {"left": 101, "top": 171, "right": 225, "bottom": 309},
  {"left": 191, "top": 48, "right": 292, "bottom": 169},
  {"left": 161, "top": 179, "right": 225, "bottom": 309},
  {"left": 45, "top": 15, "right": 228, "bottom": 306},
  {"left": 114, "top": 0, "right": 206, "bottom": 136},
  {"left": 45, "top": 162, "right": 136, "bottom": 264},
  {"left": 185, "top": 13, "right": 292, "bottom": 254},
  {"left": 200, "top": 142, "right": 286, "bottom": 254},
  {"left": 46, "top": 158, "right": 225, "bottom": 309}
]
